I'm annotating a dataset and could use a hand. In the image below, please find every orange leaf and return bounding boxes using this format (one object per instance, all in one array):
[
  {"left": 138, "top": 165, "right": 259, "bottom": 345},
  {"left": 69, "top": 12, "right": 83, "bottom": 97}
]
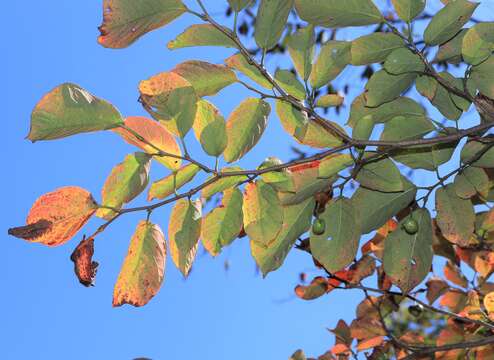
[
  {"left": 70, "top": 237, "right": 98, "bottom": 287},
  {"left": 295, "top": 276, "right": 331, "bottom": 300},
  {"left": 113, "top": 221, "right": 166, "bottom": 307},
  {"left": 9, "top": 186, "right": 97, "bottom": 247},
  {"left": 426, "top": 277, "right": 450, "bottom": 304},
  {"left": 356, "top": 335, "right": 385, "bottom": 351},
  {"left": 483, "top": 292, "right": 494, "bottom": 314},
  {"left": 444, "top": 261, "right": 468, "bottom": 288},
  {"left": 113, "top": 116, "right": 182, "bottom": 170}
]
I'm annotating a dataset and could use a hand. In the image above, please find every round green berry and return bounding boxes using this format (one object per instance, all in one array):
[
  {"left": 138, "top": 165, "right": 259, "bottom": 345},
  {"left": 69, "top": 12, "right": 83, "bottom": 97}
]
[
  {"left": 403, "top": 218, "right": 419, "bottom": 235},
  {"left": 312, "top": 218, "right": 326, "bottom": 235}
]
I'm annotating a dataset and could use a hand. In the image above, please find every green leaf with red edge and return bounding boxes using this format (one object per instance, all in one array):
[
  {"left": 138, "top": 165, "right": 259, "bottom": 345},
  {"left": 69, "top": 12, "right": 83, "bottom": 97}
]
[
  {"left": 286, "top": 25, "right": 315, "bottom": 81},
  {"left": 310, "top": 198, "right": 360, "bottom": 273},
  {"left": 225, "top": 53, "right": 273, "bottom": 89},
  {"left": 310, "top": 41, "right": 351, "bottom": 89},
  {"left": 383, "top": 209, "right": 433, "bottom": 293},
  {"left": 391, "top": 0, "right": 426, "bottom": 21},
  {"left": 435, "top": 184, "right": 475, "bottom": 246},
  {"left": 193, "top": 100, "right": 228, "bottom": 157},
  {"left": 251, "top": 198, "right": 314, "bottom": 277},
  {"left": 294, "top": 0, "right": 383, "bottom": 28},
  {"left": 168, "top": 199, "right": 202, "bottom": 277},
  {"left": 139, "top": 72, "right": 198, "bottom": 138},
  {"left": 112, "top": 221, "right": 166, "bottom": 307},
  {"left": 168, "top": 24, "right": 237, "bottom": 49},
  {"left": 201, "top": 188, "right": 243, "bottom": 256},
  {"left": 171, "top": 60, "right": 237, "bottom": 97},
  {"left": 243, "top": 180, "right": 283, "bottom": 246},
  {"left": 224, "top": 98, "right": 271, "bottom": 163},
  {"left": 254, "top": 0, "right": 294, "bottom": 50},
  {"left": 113, "top": 116, "right": 182, "bottom": 171},
  {"left": 424, "top": 0, "right": 479, "bottom": 46},
  {"left": 28, "top": 83, "right": 123, "bottom": 141},
  {"left": 98, "top": 0, "right": 187, "bottom": 49},
  {"left": 96, "top": 152, "right": 151, "bottom": 220},
  {"left": 147, "top": 164, "right": 201, "bottom": 201},
  {"left": 8, "top": 186, "right": 97, "bottom": 247},
  {"left": 350, "top": 33, "right": 403, "bottom": 66}
]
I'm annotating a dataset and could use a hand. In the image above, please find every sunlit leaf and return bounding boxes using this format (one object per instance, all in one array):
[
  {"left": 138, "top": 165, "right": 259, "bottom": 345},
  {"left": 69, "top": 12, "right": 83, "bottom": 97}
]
[
  {"left": 28, "top": 83, "right": 123, "bottom": 141},
  {"left": 8, "top": 187, "right": 97, "bottom": 247},
  {"left": 318, "top": 154, "right": 354, "bottom": 178},
  {"left": 113, "top": 221, "right": 166, "bottom": 307},
  {"left": 227, "top": 0, "right": 252, "bottom": 12},
  {"left": 224, "top": 98, "right": 270, "bottom": 163},
  {"left": 98, "top": 0, "right": 187, "bottom": 48},
  {"left": 462, "top": 23, "right": 494, "bottom": 65},
  {"left": 257, "top": 157, "right": 295, "bottom": 193},
  {"left": 444, "top": 261, "right": 468, "bottom": 288},
  {"left": 139, "top": 72, "right": 198, "bottom": 137},
  {"left": 168, "top": 24, "right": 237, "bottom": 49},
  {"left": 201, "top": 188, "right": 243, "bottom": 256},
  {"left": 251, "top": 198, "right": 314, "bottom": 277},
  {"left": 148, "top": 164, "right": 201, "bottom": 201},
  {"left": 171, "top": 60, "right": 237, "bottom": 97},
  {"left": 310, "top": 41, "right": 351, "bottom": 89},
  {"left": 254, "top": 0, "right": 293, "bottom": 50},
  {"left": 96, "top": 152, "right": 151, "bottom": 220},
  {"left": 275, "top": 69, "right": 306, "bottom": 100},
  {"left": 193, "top": 100, "right": 227, "bottom": 157},
  {"left": 201, "top": 166, "right": 249, "bottom": 200},
  {"left": 225, "top": 53, "right": 273, "bottom": 89},
  {"left": 169, "top": 199, "right": 202, "bottom": 277},
  {"left": 350, "top": 33, "right": 403, "bottom": 66},
  {"left": 316, "top": 94, "right": 344, "bottom": 108},
  {"left": 424, "top": 0, "right": 479, "bottom": 46},
  {"left": 295, "top": 276, "right": 330, "bottom": 300},
  {"left": 294, "top": 0, "right": 383, "bottom": 28},
  {"left": 287, "top": 25, "right": 315, "bottom": 81},
  {"left": 113, "top": 116, "right": 182, "bottom": 170},
  {"left": 243, "top": 181, "right": 283, "bottom": 246},
  {"left": 310, "top": 198, "right": 360, "bottom": 273}
]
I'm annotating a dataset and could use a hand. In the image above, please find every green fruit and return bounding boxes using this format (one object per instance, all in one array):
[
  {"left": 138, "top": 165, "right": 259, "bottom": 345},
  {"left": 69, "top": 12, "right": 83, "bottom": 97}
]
[
  {"left": 312, "top": 218, "right": 326, "bottom": 235},
  {"left": 408, "top": 304, "right": 424, "bottom": 318},
  {"left": 403, "top": 218, "right": 419, "bottom": 235}
]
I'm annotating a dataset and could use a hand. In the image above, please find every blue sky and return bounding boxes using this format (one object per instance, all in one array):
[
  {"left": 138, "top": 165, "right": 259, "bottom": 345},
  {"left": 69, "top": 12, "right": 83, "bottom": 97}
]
[{"left": 3, "top": 1, "right": 494, "bottom": 359}]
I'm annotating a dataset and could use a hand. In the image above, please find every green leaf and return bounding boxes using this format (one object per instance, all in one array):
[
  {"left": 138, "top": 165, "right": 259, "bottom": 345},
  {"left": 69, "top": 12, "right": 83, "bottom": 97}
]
[
  {"left": 147, "top": 164, "right": 201, "bottom": 201},
  {"left": 274, "top": 69, "right": 306, "bottom": 100},
  {"left": 356, "top": 156, "right": 404, "bottom": 192},
  {"left": 391, "top": 0, "right": 426, "bottom": 21},
  {"left": 435, "top": 29, "right": 468, "bottom": 64},
  {"left": 28, "top": 83, "right": 123, "bottom": 141},
  {"left": 383, "top": 208, "right": 433, "bottom": 293},
  {"left": 227, "top": 0, "right": 252, "bottom": 12},
  {"left": 287, "top": 25, "right": 315, "bottom": 81},
  {"left": 462, "top": 23, "right": 494, "bottom": 65},
  {"left": 201, "top": 188, "right": 243, "bottom": 256},
  {"left": 139, "top": 72, "right": 198, "bottom": 137},
  {"left": 435, "top": 184, "right": 475, "bottom": 246},
  {"left": 294, "top": 0, "right": 383, "bottom": 28},
  {"left": 276, "top": 101, "right": 344, "bottom": 148},
  {"left": 255, "top": 0, "right": 294, "bottom": 50},
  {"left": 201, "top": 166, "right": 248, "bottom": 200},
  {"left": 352, "top": 115, "right": 374, "bottom": 141},
  {"left": 171, "top": 60, "right": 237, "bottom": 97},
  {"left": 98, "top": 0, "right": 187, "bottom": 48},
  {"left": 289, "top": 350, "right": 307, "bottom": 360},
  {"left": 224, "top": 98, "right": 270, "bottom": 163},
  {"left": 352, "top": 177, "right": 417, "bottom": 234},
  {"left": 424, "top": 0, "right": 479, "bottom": 46},
  {"left": 318, "top": 154, "right": 354, "bottom": 178},
  {"left": 365, "top": 70, "right": 417, "bottom": 107},
  {"left": 392, "top": 143, "right": 457, "bottom": 171},
  {"left": 460, "top": 167, "right": 490, "bottom": 198},
  {"left": 453, "top": 171, "right": 477, "bottom": 199},
  {"left": 193, "top": 100, "right": 227, "bottom": 157},
  {"left": 310, "top": 41, "right": 351, "bottom": 88},
  {"left": 112, "top": 220, "right": 166, "bottom": 307},
  {"left": 316, "top": 94, "right": 344, "bottom": 108},
  {"left": 470, "top": 55, "right": 494, "bottom": 99},
  {"left": 350, "top": 33, "right": 403, "bottom": 66},
  {"left": 439, "top": 72, "right": 474, "bottom": 111},
  {"left": 310, "top": 198, "right": 360, "bottom": 273},
  {"left": 243, "top": 181, "right": 283, "bottom": 246},
  {"left": 168, "top": 24, "right": 237, "bottom": 49},
  {"left": 415, "top": 75, "right": 462, "bottom": 120},
  {"left": 384, "top": 48, "right": 425, "bottom": 75},
  {"left": 258, "top": 157, "right": 295, "bottom": 192},
  {"left": 225, "top": 53, "right": 272, "bottom": 89},
  {"left": 380, "top": 115, "right": 435, "bottom": 141},
  {"left": 251, "top": 198, "right": 314, "bottom": 276},
  {"left": 461, "top": 139, "right": 494, "bottom": 168},
  {"left": 168, "top": 199, "right": 202, "bottom": 277},
  {"left": 96, "top": 152, "right": 151, "bottom": 220},
  {"left": 347, "top": 95, "right": 425, "bottom": 128}
]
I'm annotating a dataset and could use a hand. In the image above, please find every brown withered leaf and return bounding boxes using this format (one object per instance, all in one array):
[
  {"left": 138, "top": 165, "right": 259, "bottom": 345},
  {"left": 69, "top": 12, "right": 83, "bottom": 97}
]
[
  {"left": 426, "top": 277, "right": 450, "bottom": 304},
  {"left": 444, "top": 261, "right": 468, "bottom": 288},
  {"left": 70, "top": 237, "right": 98, "bottom": 287},
  {"left": 8, "top": 219, "right": 52, "bottom": 240},
  {"left": 347, "top": 255, "right": 376, "bottom": 285}
]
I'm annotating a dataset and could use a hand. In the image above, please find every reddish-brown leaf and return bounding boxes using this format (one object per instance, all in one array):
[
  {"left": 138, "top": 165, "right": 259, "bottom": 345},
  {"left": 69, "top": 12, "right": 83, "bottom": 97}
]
[
  {"left": 295, "top": 276, "right": 331, "bottom": 300},
  {"left": 426, "top": 277, "right": 450, "bottom": 304},
  {"left": 356, "top": 336, "right": 385, "bottom": 351},
  {"left": 439, "top": 289, "right": 468, "bottom": 312},
  {"left": 347, "top": 255, "right": 376, "bottom": 284},
  {"left": 361, "top": 219, "right": 398, "bottom": 259},
  {"left": 350, "top": 318, "right": 386, "bottom": 340},
  {"left": 70, "top": 237, "right": 98, "bottom": 287},
  {"left": 444, "top": 261, "right": 468, "bottom": 288},
  {"left": 9, "top": 187, "right": 97, "bottom": 247},
  {"left": 457, "top": 248, "right": 494, "bottom": 278}
]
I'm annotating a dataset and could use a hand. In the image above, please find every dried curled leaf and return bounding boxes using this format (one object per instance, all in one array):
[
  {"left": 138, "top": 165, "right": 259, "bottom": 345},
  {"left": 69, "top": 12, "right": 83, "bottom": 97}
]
[
  {"left": 9, "top": 187, "right": 97, "bottom": 247},
  {"left": 70, "top": 237, "right": 98, "bottom": 287}
]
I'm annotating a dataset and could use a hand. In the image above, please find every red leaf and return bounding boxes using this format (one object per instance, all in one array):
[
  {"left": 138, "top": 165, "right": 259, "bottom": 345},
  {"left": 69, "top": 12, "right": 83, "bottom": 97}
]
[{"left": 70, "top": 237, "right": 99, "bottom": 287}]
